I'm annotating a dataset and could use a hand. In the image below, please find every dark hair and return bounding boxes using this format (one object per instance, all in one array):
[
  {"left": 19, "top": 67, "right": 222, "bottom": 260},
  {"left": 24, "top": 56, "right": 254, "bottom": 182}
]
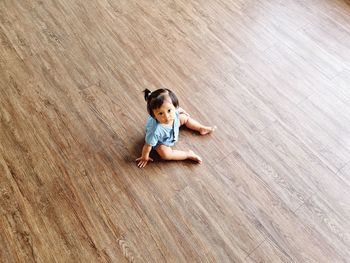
[{"left": 143, "top": 88, "right": 179, "bottom": 118}]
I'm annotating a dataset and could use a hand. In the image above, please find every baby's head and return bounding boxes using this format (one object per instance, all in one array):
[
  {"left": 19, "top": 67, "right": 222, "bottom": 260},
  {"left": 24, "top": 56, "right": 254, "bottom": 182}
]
[{"left": 143, "top": 88, "right": 179, "bottom": 124}]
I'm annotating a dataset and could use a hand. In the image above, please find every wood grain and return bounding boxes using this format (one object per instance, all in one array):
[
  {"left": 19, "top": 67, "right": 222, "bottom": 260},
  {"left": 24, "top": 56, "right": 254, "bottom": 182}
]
[{"left": 1, "top": 0, "right": 350, "bottom": 262}]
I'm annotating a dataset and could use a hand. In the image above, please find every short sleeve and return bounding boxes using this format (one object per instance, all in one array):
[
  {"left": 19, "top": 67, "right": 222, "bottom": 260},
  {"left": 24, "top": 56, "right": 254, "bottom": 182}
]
[{"left": 145, "top": 129, "right": 159, "bottom": 146}]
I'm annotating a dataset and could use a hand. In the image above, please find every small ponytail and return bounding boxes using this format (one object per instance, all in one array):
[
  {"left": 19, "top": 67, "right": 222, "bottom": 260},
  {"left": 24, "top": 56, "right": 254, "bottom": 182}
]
[{"left": 143, "top": 89, "right": 152, "bottom": 101}]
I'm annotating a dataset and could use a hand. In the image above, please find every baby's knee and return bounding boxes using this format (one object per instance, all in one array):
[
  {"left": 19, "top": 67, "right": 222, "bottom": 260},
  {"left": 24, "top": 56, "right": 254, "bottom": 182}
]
[
  {"left": 179, "top": 113, "right": 189, "bottom": 126},
  {"left": 157, "top": 146, "right": 172, "bottom": 160}
]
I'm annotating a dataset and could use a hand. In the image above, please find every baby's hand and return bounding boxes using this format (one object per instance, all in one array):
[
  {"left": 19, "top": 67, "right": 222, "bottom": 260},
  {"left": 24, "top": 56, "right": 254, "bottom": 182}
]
[{"left": 136, "top": 156, "right": 153, "bottom": 168}]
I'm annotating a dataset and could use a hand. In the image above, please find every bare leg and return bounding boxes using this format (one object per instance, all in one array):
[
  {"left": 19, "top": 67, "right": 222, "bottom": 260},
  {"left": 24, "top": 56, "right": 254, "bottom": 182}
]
[
  {"left": 156, "top": 145, "right": 202, "bottom": 163},
  {"left": 180, "top": 114, "right": 216, "bottom": 135}
]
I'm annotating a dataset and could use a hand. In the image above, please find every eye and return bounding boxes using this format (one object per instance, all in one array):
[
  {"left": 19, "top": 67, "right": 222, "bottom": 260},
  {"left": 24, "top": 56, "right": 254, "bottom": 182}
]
[
  {"left": 159, "top": 112, "right": 163, "bottom": 116},
  {"left": 168, "top": 109, "right": 171, "bottom": 113}
]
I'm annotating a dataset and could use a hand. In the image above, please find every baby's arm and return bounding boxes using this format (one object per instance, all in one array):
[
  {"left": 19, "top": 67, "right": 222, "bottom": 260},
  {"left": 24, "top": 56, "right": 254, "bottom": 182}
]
[{"left": 136, "top": 144, "right": 153, "bottom": 168}]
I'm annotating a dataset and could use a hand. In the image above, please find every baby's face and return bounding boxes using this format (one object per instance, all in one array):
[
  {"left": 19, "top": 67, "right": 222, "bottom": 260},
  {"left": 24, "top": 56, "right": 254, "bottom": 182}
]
[{"left": 153, "top": 101, "right": 176, "bottom": 125}]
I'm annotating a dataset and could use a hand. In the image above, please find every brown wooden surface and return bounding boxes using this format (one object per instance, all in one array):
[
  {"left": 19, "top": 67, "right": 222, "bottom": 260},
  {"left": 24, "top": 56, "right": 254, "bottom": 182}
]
[{"left": 1, "top": 0, "right": 350, "bottom": 262}]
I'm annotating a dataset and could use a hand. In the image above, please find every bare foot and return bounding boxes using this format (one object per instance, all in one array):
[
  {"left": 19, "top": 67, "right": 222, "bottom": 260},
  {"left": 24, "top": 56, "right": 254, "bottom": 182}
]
[
  {"left": 199, "top": 126, "right": 217, "bottom": 135},
  {"left": 187, "top": 150, "right": 202, "bottom": 164}
]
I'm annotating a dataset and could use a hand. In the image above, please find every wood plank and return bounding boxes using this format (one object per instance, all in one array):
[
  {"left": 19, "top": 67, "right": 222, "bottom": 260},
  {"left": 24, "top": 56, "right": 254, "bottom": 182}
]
[
  {"left": 298, "top": 90, "right": 350, "bottom": 151},
  {"left": 246, "top": 240, "right": 294, "bottom": 263},
  {"left": 339, "top": 163, "right": 350, "bottom": 185},
  {"left": 249, "top": 192, "right": 350, "bottom": 262},
  {"left": 1, "top": 0, "right": 350, "bottom": 261},
  {"left": 234, "top": 121, "right": 350, "bottom": 215},
  {"left": 329, "top": 69, "right": 350, "bottom": 104},
  {"left": 228, "top": 66, "right": 350, "bottom": 172}
]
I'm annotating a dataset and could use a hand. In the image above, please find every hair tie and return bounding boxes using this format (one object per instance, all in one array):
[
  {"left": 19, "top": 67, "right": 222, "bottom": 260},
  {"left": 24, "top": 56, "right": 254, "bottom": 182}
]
[{"left": 143, "top": 89, "right": 152, "bottom": 101}]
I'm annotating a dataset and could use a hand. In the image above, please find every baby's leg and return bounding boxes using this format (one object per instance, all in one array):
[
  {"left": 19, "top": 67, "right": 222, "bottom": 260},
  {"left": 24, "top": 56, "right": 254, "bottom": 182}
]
[
  {"left": 156, "top": 144, "right": 202, "bottom": 163},
  {"left": 179, "top": 113, "right": 216, "bottom": 135}
]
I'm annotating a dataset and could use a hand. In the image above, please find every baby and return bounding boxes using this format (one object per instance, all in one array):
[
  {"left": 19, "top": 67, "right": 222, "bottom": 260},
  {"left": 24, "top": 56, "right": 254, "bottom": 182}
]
[{"left": 136, "top": 88, "right": 216, "bottom": 168}]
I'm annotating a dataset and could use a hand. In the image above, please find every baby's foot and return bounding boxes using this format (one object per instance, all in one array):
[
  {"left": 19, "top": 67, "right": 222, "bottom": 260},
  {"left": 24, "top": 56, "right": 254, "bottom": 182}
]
[
  {"left": 187, "top": 150, "right": 202, "bottom": 164},
  {"left": 199, "top": 126, "right": 217, "bottom": 135}
]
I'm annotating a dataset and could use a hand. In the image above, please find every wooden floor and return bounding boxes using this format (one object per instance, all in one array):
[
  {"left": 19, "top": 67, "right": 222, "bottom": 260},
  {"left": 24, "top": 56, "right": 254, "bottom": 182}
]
[{"left": 1, "top": 0, "right": 350, "bottom": 262}]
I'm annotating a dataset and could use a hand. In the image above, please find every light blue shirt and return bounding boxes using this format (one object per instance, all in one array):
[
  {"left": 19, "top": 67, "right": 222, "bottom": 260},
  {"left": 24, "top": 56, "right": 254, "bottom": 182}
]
[{"left": 145, "top": 110, "right": 180, "bottom": 147}]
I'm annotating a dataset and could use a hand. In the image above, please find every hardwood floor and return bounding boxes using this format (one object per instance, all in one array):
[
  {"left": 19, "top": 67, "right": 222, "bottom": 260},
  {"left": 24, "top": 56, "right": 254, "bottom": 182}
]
[{"left": 1, "top": 0, "right": 350, "bottom": 262}]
